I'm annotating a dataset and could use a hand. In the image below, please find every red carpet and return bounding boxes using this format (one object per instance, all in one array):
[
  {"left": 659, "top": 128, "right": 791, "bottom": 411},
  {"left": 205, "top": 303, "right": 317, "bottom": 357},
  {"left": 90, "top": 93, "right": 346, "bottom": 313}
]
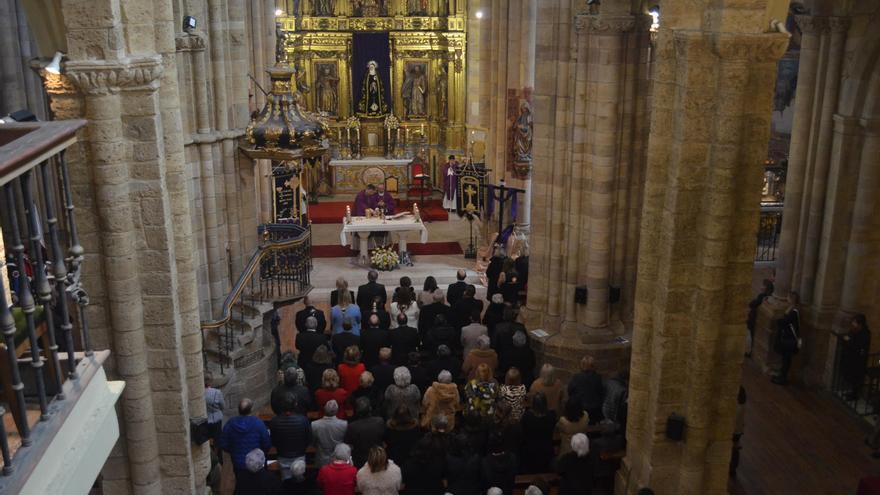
[
  {"left": 309, "top": 200, "right": 448, "bottom": 224},
  {"left": 312, "top": 241, "right": 463, "bottom": 258}
]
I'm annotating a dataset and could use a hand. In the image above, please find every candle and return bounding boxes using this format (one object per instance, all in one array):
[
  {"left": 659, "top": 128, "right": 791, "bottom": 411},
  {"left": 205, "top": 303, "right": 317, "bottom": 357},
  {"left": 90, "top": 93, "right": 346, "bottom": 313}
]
[
  {"left": 396, "top": 128, "right": 401, "bottom": 146},
  {"left": 421, "top": 123, "right": 425, "bottom": 136},
  {"left": 338, "top": 128, "right": 342, "bottom": 142},
  {"left": 346, "top": 127, "right": 351, "bottom": 143}
]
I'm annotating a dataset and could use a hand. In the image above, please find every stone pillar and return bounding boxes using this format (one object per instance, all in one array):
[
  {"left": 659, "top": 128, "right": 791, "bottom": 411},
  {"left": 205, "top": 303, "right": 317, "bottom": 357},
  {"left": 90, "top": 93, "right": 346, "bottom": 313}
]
[{"left": 618, "top": 25, "right": 789, "bottom": 494}]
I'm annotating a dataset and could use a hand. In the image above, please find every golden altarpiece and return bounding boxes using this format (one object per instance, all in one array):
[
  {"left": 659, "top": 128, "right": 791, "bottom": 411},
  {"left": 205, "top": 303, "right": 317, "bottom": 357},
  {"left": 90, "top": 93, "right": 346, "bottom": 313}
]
[{"left": 275, "top": 0, "right": 467, "bottom": 195}]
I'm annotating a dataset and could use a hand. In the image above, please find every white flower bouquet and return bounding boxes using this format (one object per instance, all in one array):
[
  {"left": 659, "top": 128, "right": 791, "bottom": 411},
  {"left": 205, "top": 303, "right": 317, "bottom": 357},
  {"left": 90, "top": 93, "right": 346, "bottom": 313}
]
[{"left": 370, "top": 245, "right": 400, "bottom": 271}]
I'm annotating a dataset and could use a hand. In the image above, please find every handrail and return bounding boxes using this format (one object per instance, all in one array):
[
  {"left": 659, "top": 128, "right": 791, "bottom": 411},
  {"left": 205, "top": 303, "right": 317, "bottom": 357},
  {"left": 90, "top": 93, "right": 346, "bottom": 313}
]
[{"left": 200, "top": 231, "right": 311, "bottom": 330}]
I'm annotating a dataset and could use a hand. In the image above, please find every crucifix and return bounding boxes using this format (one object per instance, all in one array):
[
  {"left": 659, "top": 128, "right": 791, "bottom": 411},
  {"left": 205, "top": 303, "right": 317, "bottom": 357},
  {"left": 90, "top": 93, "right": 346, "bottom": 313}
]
[
  {"left": 482, "top": 179, "right": 526, "bottom": 239},
  {"left": 463, "top": 184, "right": 478, "bottom": 211}
]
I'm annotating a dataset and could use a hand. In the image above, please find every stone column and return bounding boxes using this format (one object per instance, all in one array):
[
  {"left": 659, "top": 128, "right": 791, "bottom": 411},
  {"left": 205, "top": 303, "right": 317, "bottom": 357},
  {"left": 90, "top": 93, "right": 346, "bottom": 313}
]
[
  {"left": 512, "top": 0, "right": 536, "bottom": 241},
  {"left": 618, "top": 26, "right": 789, "bottom": 494},
  {"left": 775, "top": 15, "right": 828, "bottom": 297}
]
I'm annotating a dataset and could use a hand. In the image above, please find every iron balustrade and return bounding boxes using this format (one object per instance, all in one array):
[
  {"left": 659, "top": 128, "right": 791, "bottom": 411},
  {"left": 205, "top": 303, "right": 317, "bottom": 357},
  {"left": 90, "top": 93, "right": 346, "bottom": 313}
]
[
  {"left": 831, "top": 331, "right": 880, "bottom": 419},
  {"left": 0, "top": 120, "right": 93, "bottom": 476},
  {"left": 755, "top": 205, "right": 783, "bottom": 263},
  {"left": 200, "top": 223, "right": 312, "bottom": 375}
]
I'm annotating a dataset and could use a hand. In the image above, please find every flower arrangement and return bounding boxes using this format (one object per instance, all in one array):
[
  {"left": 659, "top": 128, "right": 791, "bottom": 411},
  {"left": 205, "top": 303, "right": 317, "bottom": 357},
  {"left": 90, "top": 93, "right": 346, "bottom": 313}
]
[{"left": 370, "top": 245, "right": 399, "bottom": 271}]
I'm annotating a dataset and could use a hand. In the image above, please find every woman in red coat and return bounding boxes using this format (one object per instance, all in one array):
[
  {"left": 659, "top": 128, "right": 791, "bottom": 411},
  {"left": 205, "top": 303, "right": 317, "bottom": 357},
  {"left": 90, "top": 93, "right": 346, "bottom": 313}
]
[
  {"left": 316, "top": 369, "right": 350, "bottom": 419},
  {"left": 338, "top": 346, "right": 367, "bottom": 394},
  {"left": 318, "top": 443, "right": 357, "bottom": 495}
]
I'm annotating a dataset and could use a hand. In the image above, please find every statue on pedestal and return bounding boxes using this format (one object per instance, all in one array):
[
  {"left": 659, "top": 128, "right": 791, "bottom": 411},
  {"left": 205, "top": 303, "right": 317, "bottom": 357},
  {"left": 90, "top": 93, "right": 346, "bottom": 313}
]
[
  {"left": 356, "top": 0, "right": 383, "bottom": 16},
  {"left": 316, "top": 66, "right": 339, "bottom": 115},
  {"left": 402, "top": 65, "right": 427, "bottom": 118},
  {"left": 407, "top": 0, "right": 428, "bottom": 15},
  {"left": 357, "top": 61, "right": 389, "bottom": 118},
  {"left": 436, "top": 65, "right": 448, "bottom": 120},
  {"left": 513, "top": 100, "right": 533, "bottom": 163}
]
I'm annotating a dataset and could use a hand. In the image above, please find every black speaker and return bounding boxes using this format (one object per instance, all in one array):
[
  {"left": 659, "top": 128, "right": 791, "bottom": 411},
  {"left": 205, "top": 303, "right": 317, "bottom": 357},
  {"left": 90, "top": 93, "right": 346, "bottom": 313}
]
[
  {"left": 7, "top": 109, "right": 37, "bottom": 122},
  {"left": 666, "top": 413, "right": 686, "bottom": 441},
  {"left": 575, "top": 286, "right": 588, "bottom": 305},
  {"left": 609, "top": 286, "right": 621, "bottom": 304}
]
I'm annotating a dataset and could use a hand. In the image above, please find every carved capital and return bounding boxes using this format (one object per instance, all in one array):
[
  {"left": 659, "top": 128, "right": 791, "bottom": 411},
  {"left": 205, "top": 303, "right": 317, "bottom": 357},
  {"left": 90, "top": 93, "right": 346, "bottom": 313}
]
[
  {"left": 574, "top": 14, "right": 651, "bottom": 34},
  {"left": 827, "top": 16, "right": 851, "bottom": 33},
  {"left": 65, "top": 57, "right": 163, "bottom": 95},
  {"left": 175, "top": 33, "right": 207, "bottom": 52},
  {"left": 794, "top": 15, "right": 828, "bottom": 35},
  {"left": 709, "top": 32, "right": 790, "bottom": 64}
]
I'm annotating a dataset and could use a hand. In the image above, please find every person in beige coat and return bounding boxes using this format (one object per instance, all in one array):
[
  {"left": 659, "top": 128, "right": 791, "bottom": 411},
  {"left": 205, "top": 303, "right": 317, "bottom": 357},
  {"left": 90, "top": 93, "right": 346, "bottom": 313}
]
[
  {"left": 421, "top": 370, "right": 462, "bottom": 429},
  {"left": 461, "top": 335, "right": 498, "bottom": 380},
  {"left": 527, "top": 364, "right": 566, "bottom": 414}
]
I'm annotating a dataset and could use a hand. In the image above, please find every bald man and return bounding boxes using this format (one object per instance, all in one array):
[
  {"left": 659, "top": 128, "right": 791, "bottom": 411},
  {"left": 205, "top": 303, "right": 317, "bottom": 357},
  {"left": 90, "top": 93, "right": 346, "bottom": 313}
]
[{"left": 446, "top": 269, "right": 469, "bottom": 306}]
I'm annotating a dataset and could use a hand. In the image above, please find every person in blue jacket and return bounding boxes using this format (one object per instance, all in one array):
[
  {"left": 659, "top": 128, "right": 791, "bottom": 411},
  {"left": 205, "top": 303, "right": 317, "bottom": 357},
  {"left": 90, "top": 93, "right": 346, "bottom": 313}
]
[{"left": 220, "top": 398, "right": 271, "bottom": 483}]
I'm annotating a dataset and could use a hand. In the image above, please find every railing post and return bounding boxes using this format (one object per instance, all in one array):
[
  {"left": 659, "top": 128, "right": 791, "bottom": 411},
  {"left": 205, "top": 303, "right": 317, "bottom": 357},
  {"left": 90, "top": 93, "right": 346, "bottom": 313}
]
[
  {"left": 4, "top": 179, "right": 50, "bottom": 421},
  {"left": 40, "top": 160, "right": 78, "bottom": 378},
  {"left": 0, "top": 235, "right": 29, "bottom": 443},
  {"left": 0, "top": 406, "right": 11, "bottom": 475},
  {"left": 21, "top": 168, "right": 65, "bottom": 399}
]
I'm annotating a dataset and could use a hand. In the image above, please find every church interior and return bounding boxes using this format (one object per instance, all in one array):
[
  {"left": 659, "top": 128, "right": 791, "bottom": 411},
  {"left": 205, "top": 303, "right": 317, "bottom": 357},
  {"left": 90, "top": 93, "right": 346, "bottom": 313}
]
[{"left": 0, "top": 0, "right": 878, "bottom": 493}]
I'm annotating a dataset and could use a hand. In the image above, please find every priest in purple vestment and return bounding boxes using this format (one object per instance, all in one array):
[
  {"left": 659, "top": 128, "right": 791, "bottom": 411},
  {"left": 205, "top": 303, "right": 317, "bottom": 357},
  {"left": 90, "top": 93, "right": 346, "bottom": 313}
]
[
  {"left": 442, "top": 154, "right": 458, "bottom": 211},
  {"left": 376, "top": 183, "right": 396, "bottom": 214},
  {"left": 353, "top": 184, "right": 377, "bottom": 216}
]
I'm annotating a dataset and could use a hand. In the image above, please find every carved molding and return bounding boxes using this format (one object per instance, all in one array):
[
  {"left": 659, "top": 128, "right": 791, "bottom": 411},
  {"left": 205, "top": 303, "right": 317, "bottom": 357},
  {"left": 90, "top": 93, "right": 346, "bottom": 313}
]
[
  {"left": 827, "top": 17, "right": 851, "bottom": 33},
  {"left": 65, "top": 57, "right": 164, "bottom": 95},
  {"left": 175, "top": 33, "right": 207, "bottom": 52},
  {"left": 709, "top": 33, "right": 790, "bottom": 63},
  {"left": 574, "top": 14, "right": 651, "bottom": 34}
]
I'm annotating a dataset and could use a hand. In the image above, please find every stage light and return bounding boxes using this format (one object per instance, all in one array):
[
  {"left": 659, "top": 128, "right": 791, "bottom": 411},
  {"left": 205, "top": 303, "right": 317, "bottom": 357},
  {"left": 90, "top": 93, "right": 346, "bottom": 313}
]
[
  {"left": 45, "top": 51, "right": 63, "bottom": 75},
  {"left": 275, "top": 8, "right": 284, "bottom": 16},
  {"left": 183, "top": 15, "right": 197, "bottom": 33},
  {"left": 475, "top": 10, "right": 484, "bottom": 19}
]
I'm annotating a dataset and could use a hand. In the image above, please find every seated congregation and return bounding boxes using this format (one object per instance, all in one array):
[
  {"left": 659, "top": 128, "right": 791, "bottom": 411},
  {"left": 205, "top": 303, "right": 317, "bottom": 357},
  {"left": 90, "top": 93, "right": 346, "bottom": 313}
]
[{"left": 214, "top": 269, "right": 631, "bottom": 495}]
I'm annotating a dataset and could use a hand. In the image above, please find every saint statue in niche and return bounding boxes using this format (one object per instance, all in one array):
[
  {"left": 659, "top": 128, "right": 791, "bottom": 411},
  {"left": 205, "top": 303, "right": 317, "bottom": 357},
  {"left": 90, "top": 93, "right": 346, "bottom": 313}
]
[
  {"left": 402, "top": 64, "right": 427, "bottom": 118},
  {"left": 356, "top": 0, "right": 383, "bottom": 16},
  {"left": 357, "top": 61, "right": 389, "bottom": 118},
  {"left": 314, "top": 0, "right": 334, "bottom": 16},
  {"left": 407, "top": 0, "right": 428, "bottom": 15},
  {"left": 436, "top": 65, "right": 448, "bottom": 120},
  {"left": 513, "top": 100, "right": 533, "bottom": 163},
  {"left": 315, "top": 65, "right": 339, "bottom": 115}
]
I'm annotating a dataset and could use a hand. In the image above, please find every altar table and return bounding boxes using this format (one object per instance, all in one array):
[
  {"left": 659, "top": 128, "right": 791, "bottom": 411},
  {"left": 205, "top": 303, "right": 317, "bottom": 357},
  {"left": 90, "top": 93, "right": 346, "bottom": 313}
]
[{"left": 339, "top": 215, "right": 428, "bottom": 264}]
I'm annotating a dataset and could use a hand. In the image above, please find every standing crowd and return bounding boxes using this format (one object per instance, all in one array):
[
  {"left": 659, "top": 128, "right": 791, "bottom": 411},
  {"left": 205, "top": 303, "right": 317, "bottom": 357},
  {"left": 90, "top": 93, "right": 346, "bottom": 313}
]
[{"left": 212, "top": 268, "right": 632, "bottom": 495}]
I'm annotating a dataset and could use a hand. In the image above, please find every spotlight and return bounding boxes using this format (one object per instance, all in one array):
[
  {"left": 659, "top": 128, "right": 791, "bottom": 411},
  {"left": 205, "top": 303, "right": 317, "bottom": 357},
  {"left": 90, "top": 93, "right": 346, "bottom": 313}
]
[
  {"left": 45, "top": 51, "right": 63, "bottom": 75},
  {"left": 275, "top": 8, "right": 284, "bottom": 16},
  {"left": 475, "top": 10, "right": 484, "bottom": 19},
  {"left": 182, "top": 15, "right": 197, "bottom": 33}
]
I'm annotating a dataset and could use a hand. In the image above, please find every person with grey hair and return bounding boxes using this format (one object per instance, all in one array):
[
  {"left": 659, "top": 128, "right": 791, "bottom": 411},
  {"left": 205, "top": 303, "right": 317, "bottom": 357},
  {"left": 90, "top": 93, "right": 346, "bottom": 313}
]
[
  {"left": 528, "top": 363, "right": 566, "bottom": 414},
  {"left": 426, "top": 344, "right": 462, "bottom": 381},
  {"left": 524, "top": 486, "right": 544, "bottom": 495},
  {"left": 461, "top": 310, "right": 489, "bottom": 356},
  {"left": 462, "top": 334, "right": 498, "bottom": 380},
  {"left": 486, "top": 488, "right": 503, "bottom": 495},
  {"left": 271, "top": 366, "right": 312, "bottom": 415},
  {"left": 422, "top": 369, "right": 461, "bottom": 429},
  {"left": 234, "top": 448, "right": 281, "bottom": 494},
  {"left": 284, "top": 458, "right": 317, "bottom": 493},
  {"left": 556, "top": 433, "right": 594, "bottom": 495},
  {"left": 318, "top": 443, "right": 358, "bottom": 494},
  {"left": 384, "top": 366, "right": 421, "bottom": 420},
  {"left": 311, "top": 400, "right": 348, "bottom": 468},
  {"left": 297, "top": 313, "right": 331, "bottom": 365}
]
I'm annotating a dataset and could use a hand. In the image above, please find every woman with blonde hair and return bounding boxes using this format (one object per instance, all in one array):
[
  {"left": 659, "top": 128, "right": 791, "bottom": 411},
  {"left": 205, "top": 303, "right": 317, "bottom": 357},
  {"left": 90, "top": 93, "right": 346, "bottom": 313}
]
[
  {"left": 528, "top": 363, "right": 566, "bottom": 414},
  {"left": 356, "top": 446, "right": 402, "bottom": 495},
  {"left": 316, "top": 368, "right": 350, "bottom": 419},
  {"left": 464, "top": 363, "right": 499, "bottom": 419},
  {"left": 332, "top": 285, "right": 363, "bottom": 335}
]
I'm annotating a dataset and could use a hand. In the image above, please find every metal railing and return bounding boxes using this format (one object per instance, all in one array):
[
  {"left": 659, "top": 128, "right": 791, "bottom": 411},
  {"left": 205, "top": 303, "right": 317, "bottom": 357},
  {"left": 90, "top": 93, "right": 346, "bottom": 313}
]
[
  {"left": 0, "top": 120, "right": 93, "bottom": 476},
  {"left": 755, "top": 205, "right": 783, "bottom": 262},
  {"left": 830, "top": 331, "right": 880, "bottom": 418},
  {"left": 200, "top": 223, "right": 312, "bottom": 374}
]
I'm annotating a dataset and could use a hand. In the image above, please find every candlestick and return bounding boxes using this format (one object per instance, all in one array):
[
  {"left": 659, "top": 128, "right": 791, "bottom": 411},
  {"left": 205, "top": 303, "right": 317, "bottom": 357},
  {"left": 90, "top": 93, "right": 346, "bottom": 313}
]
[
  {"left": 346, "top": 127, "right": 351, "bottom": 144},
  {"left": 421, "top": 123, "right": 425, "bottom": 136}
]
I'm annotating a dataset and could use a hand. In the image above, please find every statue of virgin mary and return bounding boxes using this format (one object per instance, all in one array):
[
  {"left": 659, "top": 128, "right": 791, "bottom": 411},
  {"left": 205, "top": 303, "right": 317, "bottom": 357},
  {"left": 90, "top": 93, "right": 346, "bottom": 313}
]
[{"left": 357, "top": 60, "right": 389, "bottom": 118}]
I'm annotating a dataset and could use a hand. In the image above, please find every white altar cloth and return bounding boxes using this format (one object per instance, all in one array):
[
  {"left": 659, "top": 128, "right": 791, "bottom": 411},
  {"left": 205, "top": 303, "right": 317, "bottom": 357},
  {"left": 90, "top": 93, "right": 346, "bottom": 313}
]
[{"left": 340, "top": 215, "right": 428, "bottom": 263}]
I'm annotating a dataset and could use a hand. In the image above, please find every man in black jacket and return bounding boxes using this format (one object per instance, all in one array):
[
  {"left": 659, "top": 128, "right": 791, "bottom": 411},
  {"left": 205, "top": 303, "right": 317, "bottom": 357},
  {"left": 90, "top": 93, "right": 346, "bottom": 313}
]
[
  {"left": 271, "top": 367, "right": 313, "bottom": 414},
  {"left": 331, "top": 320, "right": 360, "bottom": 365},
  {"left": 344, "top": 397, "right": 386, "bottom": 468},
  {"left": 295, "top": 296, "right": 326, "bottom": 334},
  {"left": 295, "top": 316, "right": 329, "bottom": 366},
  {"left": 418, "top": 290, "right": 450, "bottom": 337},
  {"left": 357, "top": 270, "right": 387, "bottom": 315},
  {"left": 360, "top": 314, "right": 390, "bottom": 368},
  {"left": 567, "top": 355, "right": 605, "bottom": 424},
  {"left": 370, "top": 347, "right": 396, "bottom": 393},
  {"left": 268, "top": 394, "right": 312, "bottom": 480},
  {"left": 492, "top": 307, "right": 524, "bottom": 356},
  {"left": 389, "top": 313, "right": 420, "bottom": 366},
  {"left": 446, "top": 269, "right": 469, "bottom": 307},
  {"left": 451, "top": 285, "right": 484, "bottom": 332}
]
